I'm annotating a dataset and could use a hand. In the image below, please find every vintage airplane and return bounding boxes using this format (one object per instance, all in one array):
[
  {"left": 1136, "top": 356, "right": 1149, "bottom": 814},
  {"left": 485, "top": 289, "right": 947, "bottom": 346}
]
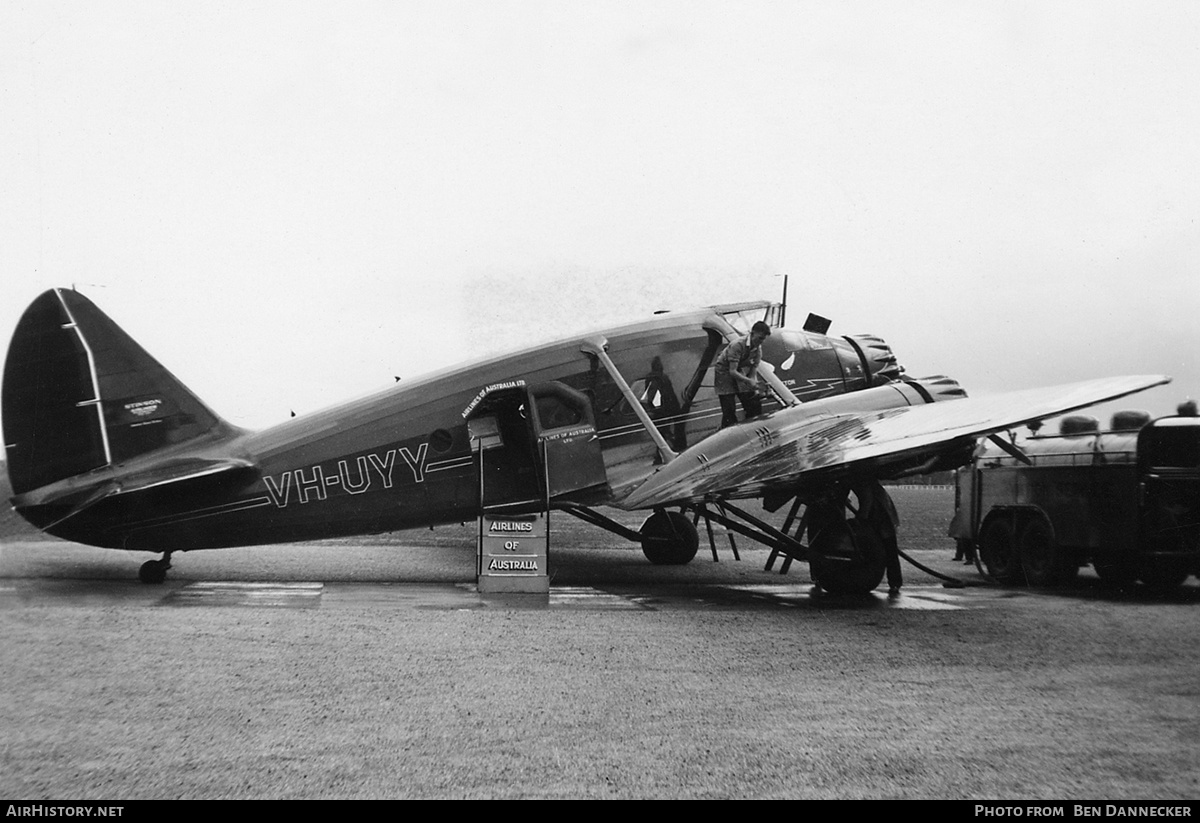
[{"left": 2, "top": 287, "right": 1169, "bottom": 591}]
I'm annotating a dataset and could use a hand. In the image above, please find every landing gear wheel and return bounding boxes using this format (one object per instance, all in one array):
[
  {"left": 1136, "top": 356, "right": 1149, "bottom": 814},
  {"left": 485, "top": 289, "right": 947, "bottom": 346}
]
[
  {"left": 138, "top": 557, "right": 171, "bottom": 584},
  {"left": 640, "top": 510, "right": 699, "bottom": 565},
  {"left": 1018, "top": 517, "right": 1076, "bottom": 587},
  {"left": 809, "top": 519, "right": 886, "bottom": 595},
  {"left": 979, "top": 516, "right": 1021, "bottom": 584}
]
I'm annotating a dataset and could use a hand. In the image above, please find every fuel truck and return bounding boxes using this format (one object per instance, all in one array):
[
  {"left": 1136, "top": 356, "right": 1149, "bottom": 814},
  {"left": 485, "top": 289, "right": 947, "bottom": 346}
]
[{"left": 950, "top": 411, "right": 1200, "bottom": 589}]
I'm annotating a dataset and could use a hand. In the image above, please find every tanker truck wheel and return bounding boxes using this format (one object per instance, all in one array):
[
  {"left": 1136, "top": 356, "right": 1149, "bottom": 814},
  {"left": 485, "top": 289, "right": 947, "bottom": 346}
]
[
  {"left": 1018, "top": 516, "right": 1076, "bottom": 587},
  {"left": 1137, "top": 561, "right": 1189, "bottom": 592},
  {"left": 978, "top": 515, "right": 1021, "bottom": 584},
  {"left": 1093, "top": 559, "right": 1137, "bottom": 587}
]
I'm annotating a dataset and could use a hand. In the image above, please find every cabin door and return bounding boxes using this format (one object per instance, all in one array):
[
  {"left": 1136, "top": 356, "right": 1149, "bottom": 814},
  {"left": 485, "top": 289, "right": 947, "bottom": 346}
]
[
  {"left": 466, "top": 386, "right": 543, "bottom": 512},
  {"left": 527, "top": 381, "right": 608, "bottom": 501},
  {"left": 466, "top": 381, "right": 607, "bottom": 511}
]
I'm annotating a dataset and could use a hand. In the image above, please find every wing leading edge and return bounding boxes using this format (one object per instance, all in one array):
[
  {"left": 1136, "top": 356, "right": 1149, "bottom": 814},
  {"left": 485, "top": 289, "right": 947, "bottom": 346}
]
[{"left": 621, "top": 374, "right": 1171, "bottom": 509}]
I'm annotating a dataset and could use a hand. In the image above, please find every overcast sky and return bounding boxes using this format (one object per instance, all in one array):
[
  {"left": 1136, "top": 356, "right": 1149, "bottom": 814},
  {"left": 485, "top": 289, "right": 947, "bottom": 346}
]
[{"left": 1, "top": 1, "right": 1197, "bottom": 442}]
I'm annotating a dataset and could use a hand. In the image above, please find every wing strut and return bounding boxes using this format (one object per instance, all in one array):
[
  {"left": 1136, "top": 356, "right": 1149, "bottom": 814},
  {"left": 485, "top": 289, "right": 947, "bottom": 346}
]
[
  {"left": 693, "top": 502, "right": 741, "bottom": 562},
  {"left": 580, "top": 336, "right": 677, "bottom": 464},
  {"left": 678, "top": 499, "right": 818, "bottom": 567},
  {"left": 987, "top": 433, "right": 1032, "bottom": 465}
]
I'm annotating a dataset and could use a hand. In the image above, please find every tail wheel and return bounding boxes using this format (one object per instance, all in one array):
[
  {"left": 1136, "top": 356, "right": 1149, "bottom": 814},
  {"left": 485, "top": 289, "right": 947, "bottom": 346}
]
[
  {"left": 809, "top": 519, "right": 886, "bottom": 595},
  {"left": 1018, "top": 517, "right": 1076, "bottom": 587},
  {"left": 138, "top": 557, "right": 171, "bottom": 584},
  {"left": 979, "top": 516, "right": 1021, "bottom": 584},
  {"left": 640, "top": 510, "right": 699, "bottom": 565}
]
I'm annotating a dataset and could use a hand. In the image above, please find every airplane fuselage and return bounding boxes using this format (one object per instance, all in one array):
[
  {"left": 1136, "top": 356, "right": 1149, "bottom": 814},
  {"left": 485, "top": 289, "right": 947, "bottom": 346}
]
[{"left": 15, "top": 301, "right": 898, "bottom": 551}]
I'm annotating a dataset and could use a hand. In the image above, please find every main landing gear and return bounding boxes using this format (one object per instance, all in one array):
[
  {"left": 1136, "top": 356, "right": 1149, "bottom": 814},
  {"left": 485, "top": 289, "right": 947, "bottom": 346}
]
[
  {"left": 639, "top": 510, "right": 700, "bottom": 565},
  {"left": 558, "top": 505, "right": 702, "bottom": 566},
  {"left": 808, "top": 516, "right": 888, "bottom": 594},
  {"left": 559, "top": 484, "right": 907, "bottom": 592},
  {"left": 801, "top": 486, "right": 896, "bottom": 595},
  {"left": 138, "top": 552, "right": 173, "bottom": 584},
  {"left": 561, "top": 483, "right": 906, "bottom": 594},
  {"left": 696, "top": 482, "right": 899, "bottom": 595}
]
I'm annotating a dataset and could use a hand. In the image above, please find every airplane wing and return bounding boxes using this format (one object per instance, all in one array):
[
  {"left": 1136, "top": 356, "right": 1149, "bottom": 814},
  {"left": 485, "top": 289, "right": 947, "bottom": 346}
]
[{"left": 621, "top": 374, "right": 1171, "bottom": 509}]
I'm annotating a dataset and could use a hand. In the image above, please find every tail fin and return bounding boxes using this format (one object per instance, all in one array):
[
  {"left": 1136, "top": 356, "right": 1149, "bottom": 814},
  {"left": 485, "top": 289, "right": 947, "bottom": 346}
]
[{"left": 3, "top": 288, "right": 237, "bottom": 495}]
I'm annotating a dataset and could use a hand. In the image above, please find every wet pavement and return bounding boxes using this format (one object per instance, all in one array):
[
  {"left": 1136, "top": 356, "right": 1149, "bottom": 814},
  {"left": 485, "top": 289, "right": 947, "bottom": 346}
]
[
  {"left": 3, "top": 538, "right": 1194, "bottom": 611},
  {"left": 0, "top": 573, "right": 985, "bottom": 612}
]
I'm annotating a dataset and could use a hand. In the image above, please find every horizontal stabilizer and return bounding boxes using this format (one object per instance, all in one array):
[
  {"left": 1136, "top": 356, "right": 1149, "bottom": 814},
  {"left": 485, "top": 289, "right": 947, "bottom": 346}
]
[{"left": 11, "top": 457, "right": 258, "bottom": 532}]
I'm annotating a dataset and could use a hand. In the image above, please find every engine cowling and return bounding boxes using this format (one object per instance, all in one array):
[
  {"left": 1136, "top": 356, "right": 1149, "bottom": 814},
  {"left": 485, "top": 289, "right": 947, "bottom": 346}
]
[{"left": 842, "top": 333, "right": 904, "bottom": 387}]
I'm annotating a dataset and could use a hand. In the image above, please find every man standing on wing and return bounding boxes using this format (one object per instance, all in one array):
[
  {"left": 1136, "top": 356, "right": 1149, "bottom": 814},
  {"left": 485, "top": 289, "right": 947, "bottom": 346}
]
[{"left": 714, "top": 321, "right": 772, "bottom": 428}]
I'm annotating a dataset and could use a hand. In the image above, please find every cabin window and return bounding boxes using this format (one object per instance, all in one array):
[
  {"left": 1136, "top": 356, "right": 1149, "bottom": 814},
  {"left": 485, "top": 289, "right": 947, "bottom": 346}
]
[
  {"left": 534, "top": 393, "right": 585, "bottom": 430},
  {"left": 430, "top": 428, "right": 454, "bottom": 453}
]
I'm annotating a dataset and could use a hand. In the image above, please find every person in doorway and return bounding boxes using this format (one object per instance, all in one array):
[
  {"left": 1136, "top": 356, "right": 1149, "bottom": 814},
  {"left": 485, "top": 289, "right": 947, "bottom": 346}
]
[
  {"left": 714, "top": 321, "right": 771, "bottom": 428},
  {"left": 639, "top": 356, "right": 686, "bottom": 451}
]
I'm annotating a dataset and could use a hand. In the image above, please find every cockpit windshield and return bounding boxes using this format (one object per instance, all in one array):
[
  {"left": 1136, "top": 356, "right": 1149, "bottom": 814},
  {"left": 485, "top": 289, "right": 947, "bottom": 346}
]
[{"left": 719, "top": 303, "right": 784, "bottom": 333}]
